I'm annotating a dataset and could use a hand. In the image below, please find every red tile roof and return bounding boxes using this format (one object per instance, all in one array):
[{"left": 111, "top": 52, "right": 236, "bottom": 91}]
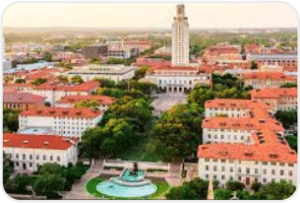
[
  {"left": 58, "top": 95, "right": 115, "bottom": 105},
  {"left": 199, "top": 98, "right": 295, "bottom": 163},
  {"left": 243, "top": 71, "right": 293, "bottom": 80},
  {"left": 3, "top": 133, "right": 78, "bottom": 150},
  {"left": 3, "top": 92, "right": 46, "bottom": 104},
  {"left": 35, "top": 80, "right": 99, "bottom": 92},
  {"left": 197, "top": 142, "right": 297, "bottom": 163},
  {"left": 205, "top": 99, "right": 270, "bottom": 110},
  {"left": 251, "top": 88, "right": 297, "bottom": 99},
  {"left": 20, "top": 106, "right": 103, "bottom": 118}
]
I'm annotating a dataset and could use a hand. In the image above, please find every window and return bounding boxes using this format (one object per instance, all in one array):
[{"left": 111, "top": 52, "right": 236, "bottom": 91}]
[
  {"left": 16, "top": 162, "right": 19, "bottom": 166},
  {"left": 222, "top": 166, "right": 225, "bottom": 172},
  {"left": 263, "top": 178, "right": 267, "bottom": 183},
  {"left": 213, "top": 159, "right": 218, "bottom": 162},
  {"left": 263, "top": 169, "right": 267, "bottom": 175},
  {"left": 262, "top": 162, "right": 268, "bottom": 166},
  {"left": 43, "top": 155, "right": 46, "bottom": 161},
  {"left": 22, "top": 154, "right": 26, "bottom": 160},
  {"left": 50, "top": 156, "right": 53, "bottom": 161},
  {"left": 255, "top": 162, "right": 259, "bottom": 165},
  {"left": 213, "top": 166, "right": 217, "bottom": 171},
  {"left": 230, "top": 176, "right": 233, "bottom": 181},
  {"left": 205, "top": 158, "right": 210, "bottom": 162},
  {"left": 57, "top": 156, "right": 60, "bottom": 161},
  {"left": 289, "top": 171, "right": 293, "bottom": 176},
  {"left": 238, "top": 176, "right": 241, "bottom": 181},
  {"left": 221, "top": 159, "right": 226, "bottom": 163},
  {"left": 16, "top": 154, "right": 19, "bottom": 159},
  {"left": 246, "top": 168, "right": 250, "bottom": 174},
  {"left": 205, "top": 174, "right": 209, "bottom": 179},
  {"left": 205, "top": 165, "right": 209, "bottom": 171},
  {"left": 29, "top": 163, "right": 32, "bottom": 167},
  {"left": 221, "top": 175, "right": 225, "bottom": 180},
  {"left": 214, "top": 175, "right": 217, "bottom": 180},
  {"left": 271, "top": 162, "right": 276, "bottom": 166},
  {"left": 272, "top": 169, "right": 275, "bottom": 175},
  {"left": 230, "top": 167, "right": 233, "bottom": 172},
  {"left": 280, "top": 170, "right": 284, "bottom": 176},
  {"left": 36, "top": 155, "right": 39, "bottom": 160},
  {"left": 238, "top": 167, "right": 241, "bottom": 173},
  {"left": 29, "top": 155, "right": 32, "bottom": 160},
  {"left": 288, "top": 163, "right": 294, "bottom": 167},
  {"left": 255, "top": 168, "right": 258, "bottom": 174}
]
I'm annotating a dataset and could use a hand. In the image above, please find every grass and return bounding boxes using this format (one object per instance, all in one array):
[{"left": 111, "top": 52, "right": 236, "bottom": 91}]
[{"left": 85, "top": 176, "right": 169, "bottom": 200}]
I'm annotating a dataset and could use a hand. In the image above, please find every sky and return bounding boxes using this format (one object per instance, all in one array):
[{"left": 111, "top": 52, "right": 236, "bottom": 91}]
[{"left": 2, "top": 3, "right": 298, "bottom": 29}]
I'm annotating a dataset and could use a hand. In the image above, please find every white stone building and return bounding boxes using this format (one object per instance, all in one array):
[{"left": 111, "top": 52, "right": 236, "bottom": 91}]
[
  {"left": 67, "top": 65, "right": 135, "bottom": 83},
  {"left": 198, "top": 99, "right": 297, "bottom": 186},
  {"left": 19, "top": 106, "right": 103, "bottom": 138},
  {"left": 3, "top": 133, "right": 78, "bottom": 172},
  {"left": 144, "top": 66, "right": 211, "bottom": 92},
  {"left": 172, "top": 4, "right": 189, "bottom": 66},
  {"left": 251, "top": 88, "right": 297, "bottom": 112}
]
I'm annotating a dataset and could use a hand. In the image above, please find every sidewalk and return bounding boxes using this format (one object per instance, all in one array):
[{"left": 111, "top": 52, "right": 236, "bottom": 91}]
[{"left": 63, "top": 160, "right": 103, "bottom": 200}]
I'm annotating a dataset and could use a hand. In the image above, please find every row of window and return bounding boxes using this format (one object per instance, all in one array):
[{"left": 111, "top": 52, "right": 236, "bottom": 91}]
[
  {"left": 12, "top": 153, "right": 61, "bottom": 162},
  {"left": 204, "top": 158, "right": 294, "bottom": 167},
  {"left": 159, "top": 80, "right": 193, "bottom": 85},
  {"left": 205, "top": 165, "right": 293, "bottom": 176},
  {"left": 206, "top": 134, "right": 250, "bottom": 141},
  {"left": 206, "top": 129, "right": 251, "bottom": 134},
  {"left": 204, "top": 174, "right": 293, "bottom": 183}
]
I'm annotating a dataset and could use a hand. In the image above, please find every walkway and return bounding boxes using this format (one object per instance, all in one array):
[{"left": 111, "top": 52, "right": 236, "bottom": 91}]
[{"left": 63, "top": 160, "right": 103, "bottom": 200}]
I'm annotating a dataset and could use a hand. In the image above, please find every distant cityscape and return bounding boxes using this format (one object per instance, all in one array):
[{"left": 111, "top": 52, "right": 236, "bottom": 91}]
[{"left": 2, "top": 3, "right": 298, "bottom": 200}]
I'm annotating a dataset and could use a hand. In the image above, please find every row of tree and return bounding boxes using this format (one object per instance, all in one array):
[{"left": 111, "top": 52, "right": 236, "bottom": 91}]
[{"left": 165, "top": 178, "right": 296, "bottom": 200}]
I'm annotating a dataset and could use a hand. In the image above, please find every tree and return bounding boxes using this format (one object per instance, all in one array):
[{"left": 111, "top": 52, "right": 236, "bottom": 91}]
[
  {"left": 251, "top": 181, "right": 262, "bottom": 192},
  {"left": 15, "top": 78, "right": 26, "bottom": 84},
  {"left": 165, "top": 178, "right": 211, "bottom": 200},
  {"left": 285, "top": 136, "right": 297, "bottom": 152},
  {"left": 152, "top": 104, "right": 203, "bottom": 161},
  {"left": 274, "top": 109, "right": 297, "bottom": 129},
  {"left": 133, "top": 66, "right": 150, "bottom": 79},
  {"left": 38, "top": 163, "right": 63, "bottom": 175},
  {"left": 44, "top": 52, "right": 52, "bottom": 62},
  {"left": 225, "top": 181, "right": 245, "bottom": 191},
  {"left": 250, "top": 60, "right": 258, "bottom": 69},
  {"left": 57, "top": 75, "right": 69, "bottom": 84},
  {"left": 4, "top": 76, "right": 12, "bottom": 83},
  {"left": 32, "top": 78, "right": 47, "bottom": 85},
  {"left": 3, "top": 152, "right": 14, "bottom": 185},
  {"left": 3, "top": 108, "right": 21, "bottom": 132},
  {"left": 33, "top": 174, "right": 66, "bottom": 198},
  {"left": 106, "top": 57, "right": 124, "bottom": 64},
  {"left": 94, "top": 78, "right": 116, "bottom": 88},
  {"left": 71, "top": 75, "right": 84, "bottom": 84},
  {"left": 281, "top": 83, "right": 297, "bottom": 88},
  {"left": 75, "top": 99, "right": 99, "bottom": 109},
  {"left": 89, "top": 57, "right": 103, "bottom": 64},
  {"left": 258, "top": 180, "right": 296, "bottom": 200},
  {"left": 214, "top": 189, "right": 232, "bottom": 200}
]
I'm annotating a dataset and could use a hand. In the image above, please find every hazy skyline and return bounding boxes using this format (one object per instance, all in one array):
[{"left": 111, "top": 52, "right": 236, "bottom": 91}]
[{"left": 2, "top": 3, "right": 298, "bottom": 29}]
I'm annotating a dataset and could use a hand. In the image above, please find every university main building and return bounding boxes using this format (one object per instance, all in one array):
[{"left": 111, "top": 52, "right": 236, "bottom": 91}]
[{"left": 145, "top": 4, "right": 212, "bottom": 92}]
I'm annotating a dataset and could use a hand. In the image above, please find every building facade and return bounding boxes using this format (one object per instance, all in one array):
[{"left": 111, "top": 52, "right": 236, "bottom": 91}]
[
  {"left": 3, "top": 133, "right": 78, "bottom": 172},
  {"left": 251, "top": 88, "right": 297, "bottom": 112},
  {"left": 198, "top": 99, "right": 297, "bottom": 186},
  {"left": 243, "top": 71, "right": 295, "bottom": 89},
  {"left": 145, "top": 66, "right": 211, "bottom": 92},
  {"left": 3, "top": 91, "right": 46, "bottom": 110},
  {"left": 19, "top": 106, "right": 103, "bottom": 138},
  {"left": 172, "top": 4, "right": 189, "bottom": 66}
]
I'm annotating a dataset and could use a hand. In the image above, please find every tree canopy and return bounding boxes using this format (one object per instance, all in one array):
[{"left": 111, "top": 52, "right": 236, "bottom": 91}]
[{"left": 71, "top": 75, "right": 84, "bottom": 84}]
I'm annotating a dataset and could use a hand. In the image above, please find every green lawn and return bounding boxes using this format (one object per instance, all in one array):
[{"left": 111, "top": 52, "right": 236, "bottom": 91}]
[{"left": 85, "top": 176, "right": 169, "bottom": 200}]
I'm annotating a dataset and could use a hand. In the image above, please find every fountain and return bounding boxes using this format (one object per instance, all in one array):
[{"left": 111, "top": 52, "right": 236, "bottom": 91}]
[{"left": 96, "top": 162, "right": 157, "bottom": 198}]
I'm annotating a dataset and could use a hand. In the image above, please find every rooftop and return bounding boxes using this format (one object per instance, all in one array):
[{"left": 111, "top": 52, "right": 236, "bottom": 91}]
[
  {"left": 3, "top": 91, "right": 46, "bottom": 103},
  {"left": 3, "top": 133, "right": 78, "bottom": 150},
  {"left": 20, "top": 106, "right": 103, "bottom": 118},
  {"left": 251, "top": 88, "right": 297, "bottom": 99}
]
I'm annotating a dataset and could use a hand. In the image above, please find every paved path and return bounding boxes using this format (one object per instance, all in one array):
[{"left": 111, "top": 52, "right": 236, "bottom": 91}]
[
  {"left": 152, "top": 93, "right": 187, "bottom": 116},
  {"left": 63, "top": 160, "right": 104, "bottom": 200}
]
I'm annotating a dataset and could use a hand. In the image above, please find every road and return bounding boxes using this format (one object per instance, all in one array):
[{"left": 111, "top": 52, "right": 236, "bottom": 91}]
[{"left": 152, "top": 93, "right": 188, "bottom": 116}]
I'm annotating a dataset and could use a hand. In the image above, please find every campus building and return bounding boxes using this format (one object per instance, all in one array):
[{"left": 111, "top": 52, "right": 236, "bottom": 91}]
[
  {"left": 67, "top": 65, "right": 135, "bottom": 83},
  {"left": 198, "top": 99, "right": 297, "bottom": 186},
  {"left": 18, "top": 106, "right": 103, "bottom": 138},
  {"left": 251, "top": 88, "right": 297, "bottom": 112},
  {"left": 3, "top": 133, "right": 78, "bottom": 172},
  {"left": 172, "top": 4, "right": 189, "bottom": 66},
  {"left": 243, "top": 71, "right": 295, "bottom": 89},
  {"left": 3, "top": 91, "right": 46, "bottom": 110}
]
